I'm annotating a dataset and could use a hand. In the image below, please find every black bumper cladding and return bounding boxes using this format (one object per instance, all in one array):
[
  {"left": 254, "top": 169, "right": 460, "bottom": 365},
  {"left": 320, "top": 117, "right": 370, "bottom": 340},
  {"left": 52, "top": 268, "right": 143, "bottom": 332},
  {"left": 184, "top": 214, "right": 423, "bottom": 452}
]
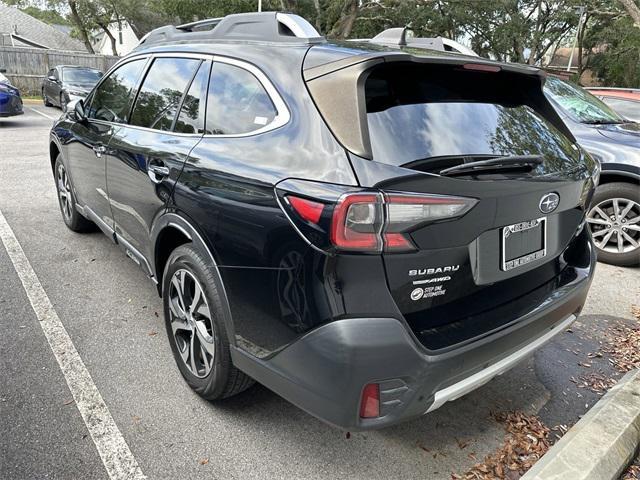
[{"left": 232, "top": 239, "right": 596, "bottom": 430}]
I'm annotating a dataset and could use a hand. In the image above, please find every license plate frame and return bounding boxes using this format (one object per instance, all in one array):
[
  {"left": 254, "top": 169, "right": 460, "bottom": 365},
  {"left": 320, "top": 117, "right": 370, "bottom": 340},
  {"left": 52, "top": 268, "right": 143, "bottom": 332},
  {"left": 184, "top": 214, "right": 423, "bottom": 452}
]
[{"left": 501, "top": 217, "right": 547, "bottom": 272}]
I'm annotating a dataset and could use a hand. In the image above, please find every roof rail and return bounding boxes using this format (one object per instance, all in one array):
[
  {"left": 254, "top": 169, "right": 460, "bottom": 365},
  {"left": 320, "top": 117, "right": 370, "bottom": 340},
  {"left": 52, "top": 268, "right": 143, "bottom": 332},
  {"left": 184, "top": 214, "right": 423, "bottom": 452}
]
[
  {"left": 135, "top": 12, "right": 325, "bottom": 50},
  {"left": 176, "top": 18, "right": 224, "bottom": 32}
]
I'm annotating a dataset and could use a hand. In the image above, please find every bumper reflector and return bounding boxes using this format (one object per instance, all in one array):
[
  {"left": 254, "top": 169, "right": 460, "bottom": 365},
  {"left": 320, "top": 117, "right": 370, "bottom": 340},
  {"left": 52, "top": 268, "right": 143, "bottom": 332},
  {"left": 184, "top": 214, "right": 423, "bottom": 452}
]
[{"left": 360, "top": 383, "right": 380, "bottom": 418}]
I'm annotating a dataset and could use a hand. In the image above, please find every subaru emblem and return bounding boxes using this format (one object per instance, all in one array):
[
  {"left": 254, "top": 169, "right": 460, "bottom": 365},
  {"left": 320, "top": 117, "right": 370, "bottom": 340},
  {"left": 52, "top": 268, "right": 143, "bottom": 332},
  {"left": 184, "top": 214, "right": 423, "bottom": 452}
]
[{"left": 539, "top": 193, "right": 560, "bottom": 214}]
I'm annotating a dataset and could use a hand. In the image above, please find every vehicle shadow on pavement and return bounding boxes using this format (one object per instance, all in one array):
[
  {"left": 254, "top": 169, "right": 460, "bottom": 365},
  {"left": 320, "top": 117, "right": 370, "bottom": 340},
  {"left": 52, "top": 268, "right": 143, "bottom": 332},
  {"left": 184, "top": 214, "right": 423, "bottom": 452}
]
[
  {"left": 206, "top": 358, "right": 547, "bottom": 474},
  {"left": 0, "top": 120, "right": 27, "bottom": 128}
]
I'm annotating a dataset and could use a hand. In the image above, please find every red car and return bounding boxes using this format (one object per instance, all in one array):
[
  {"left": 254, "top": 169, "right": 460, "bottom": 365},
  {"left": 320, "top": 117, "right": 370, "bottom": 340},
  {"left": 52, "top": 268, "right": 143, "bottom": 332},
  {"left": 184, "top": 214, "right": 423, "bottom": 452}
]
[{"left": 586, "top": 88, "right": 640, "bottom": 122}]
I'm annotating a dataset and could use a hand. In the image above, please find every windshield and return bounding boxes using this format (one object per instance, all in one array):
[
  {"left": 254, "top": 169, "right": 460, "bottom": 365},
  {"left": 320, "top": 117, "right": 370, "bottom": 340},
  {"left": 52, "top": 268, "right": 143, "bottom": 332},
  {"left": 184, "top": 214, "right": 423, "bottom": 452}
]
[
  {"left": 62, "top": 68, "right": 102, "bottom": 84},
  {"left": 544, "top": 76, "right": 624, "bottom": 124}
]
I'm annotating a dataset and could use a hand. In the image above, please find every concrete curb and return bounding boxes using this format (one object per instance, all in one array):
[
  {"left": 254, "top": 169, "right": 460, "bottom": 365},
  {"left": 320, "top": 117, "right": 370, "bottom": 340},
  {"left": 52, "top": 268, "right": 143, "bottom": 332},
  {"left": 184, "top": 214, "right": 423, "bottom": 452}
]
[{"left": 523, "top": 368, "right": 640, "bottom": 480}]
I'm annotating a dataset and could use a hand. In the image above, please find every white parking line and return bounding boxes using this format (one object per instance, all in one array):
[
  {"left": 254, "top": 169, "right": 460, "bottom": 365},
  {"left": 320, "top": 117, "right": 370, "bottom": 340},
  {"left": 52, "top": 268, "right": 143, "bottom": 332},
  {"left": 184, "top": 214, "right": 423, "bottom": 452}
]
[
  {"left": 0, "top": 209, "right": 146, "bottom": 480},
  {"left": 27, "top": 106, "right": 56, "bottom": 120}
]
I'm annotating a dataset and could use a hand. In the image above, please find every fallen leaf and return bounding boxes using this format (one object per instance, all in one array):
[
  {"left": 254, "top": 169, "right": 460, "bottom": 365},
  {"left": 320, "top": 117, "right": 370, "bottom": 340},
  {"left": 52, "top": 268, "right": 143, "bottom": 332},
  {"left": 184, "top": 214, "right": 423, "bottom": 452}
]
[
  {"left": 63, "top": 398, "right": 74, "bottom": 406},
  {"left": 199, "top": 458, "right": 209, "bottom": 465},
  {"left": 148, "top": 331, "right": 158, "bottom": 336}
]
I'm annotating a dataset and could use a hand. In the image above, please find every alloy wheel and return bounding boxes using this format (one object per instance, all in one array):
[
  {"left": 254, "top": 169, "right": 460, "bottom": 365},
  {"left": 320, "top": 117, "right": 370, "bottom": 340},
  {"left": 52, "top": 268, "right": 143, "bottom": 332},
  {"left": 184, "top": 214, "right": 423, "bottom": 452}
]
[
  {"left": 56, "top": 163, "right": 73, "bottom": 221},
  {"left": 168, "top": 269, "right": 216, "bottom": 378},
  {"left": 587, "top": 197, "right": 640, "bottom": 254}
]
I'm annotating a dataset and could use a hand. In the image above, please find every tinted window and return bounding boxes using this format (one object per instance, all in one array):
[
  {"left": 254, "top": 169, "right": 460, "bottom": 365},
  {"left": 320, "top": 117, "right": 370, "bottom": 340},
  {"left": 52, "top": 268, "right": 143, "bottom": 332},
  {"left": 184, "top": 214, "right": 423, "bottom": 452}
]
[
  {"left": 174, "top": 61, "right": 210, "bottom": 134},
  {"left": 365, "top": 65, "right": 580, "bottom": 170},
  {"left": 544, "top": 76, "right": 623, "bottom": 124},
  {"left": 206, "top": 62, "right": 276, "bottom": 135},
  {"left": 89, "top": 59, "right": 145, "bottom": 123},
  {"left": 130, "top": 57, "right": 201, "bottom": 131}
]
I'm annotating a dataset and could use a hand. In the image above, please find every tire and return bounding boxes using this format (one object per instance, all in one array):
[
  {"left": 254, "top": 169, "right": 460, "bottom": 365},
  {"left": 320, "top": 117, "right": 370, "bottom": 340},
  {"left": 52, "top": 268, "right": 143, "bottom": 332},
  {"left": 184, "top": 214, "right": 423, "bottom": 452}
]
[
  {"left": 54, "top": 156, "right": 94, "bottom": 232},
  {"left": 587, "top": 182, "right": 640, "bottom": 267},
  {"left": 43, "top": 89, "right": 52, "bottom": 107},
  {"left": 162, "top": 243, "right": 254, "bottom": 400}
]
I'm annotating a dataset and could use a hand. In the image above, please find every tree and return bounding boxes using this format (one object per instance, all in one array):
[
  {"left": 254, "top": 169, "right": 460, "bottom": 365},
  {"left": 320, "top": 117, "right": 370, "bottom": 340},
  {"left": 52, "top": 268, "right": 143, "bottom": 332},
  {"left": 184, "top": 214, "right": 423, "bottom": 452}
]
[
  {"left": 619, "top": 0, "right": 640, "bottom": 25},
  {"left": 68, "top": 0, "right": 95, "bottom": 53}
]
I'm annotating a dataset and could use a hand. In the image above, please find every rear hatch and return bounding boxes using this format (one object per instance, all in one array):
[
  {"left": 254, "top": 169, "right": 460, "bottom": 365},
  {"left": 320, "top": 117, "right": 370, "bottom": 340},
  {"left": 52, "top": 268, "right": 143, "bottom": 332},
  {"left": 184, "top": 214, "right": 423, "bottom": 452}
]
[{"left": 301, "top": 47, "right": 598, "bottom": 350}]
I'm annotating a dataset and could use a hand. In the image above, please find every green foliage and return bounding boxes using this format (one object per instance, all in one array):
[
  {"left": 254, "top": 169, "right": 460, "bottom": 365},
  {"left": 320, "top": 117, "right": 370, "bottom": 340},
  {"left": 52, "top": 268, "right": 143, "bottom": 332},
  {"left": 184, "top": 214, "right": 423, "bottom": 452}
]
[
  {"left": 5, "top": 0, "right": 639, "bottom": 86},
  {"left": 20, "top": 5, "right": 70, "bottom": 24},
  {"left": 589, "top": 15, "right": 640, "bottom": 87}
]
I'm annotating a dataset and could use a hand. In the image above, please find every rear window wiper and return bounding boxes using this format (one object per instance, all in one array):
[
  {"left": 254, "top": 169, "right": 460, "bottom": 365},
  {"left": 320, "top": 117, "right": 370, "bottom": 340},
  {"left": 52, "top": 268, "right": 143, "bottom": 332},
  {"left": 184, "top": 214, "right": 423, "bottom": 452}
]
[{"left": 439, "top": 155, "right": 543, "bottom": 176}]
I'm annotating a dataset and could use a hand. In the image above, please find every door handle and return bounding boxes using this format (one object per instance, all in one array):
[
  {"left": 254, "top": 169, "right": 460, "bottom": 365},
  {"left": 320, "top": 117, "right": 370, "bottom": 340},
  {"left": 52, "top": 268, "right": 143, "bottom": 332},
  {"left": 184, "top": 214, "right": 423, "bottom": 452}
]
[
  {"left": 148, "top": 162, "right": 170, "bottom": 184},
  {"left": 93, "top": 145, "right": 106, "bottom": 157}
]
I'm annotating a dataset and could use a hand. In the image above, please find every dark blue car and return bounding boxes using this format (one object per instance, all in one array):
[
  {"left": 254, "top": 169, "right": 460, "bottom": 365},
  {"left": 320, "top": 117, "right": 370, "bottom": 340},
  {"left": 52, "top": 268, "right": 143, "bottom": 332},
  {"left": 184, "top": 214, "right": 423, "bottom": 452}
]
[{"left": 0, "top": 71, "right": 24, "bottom": 117}]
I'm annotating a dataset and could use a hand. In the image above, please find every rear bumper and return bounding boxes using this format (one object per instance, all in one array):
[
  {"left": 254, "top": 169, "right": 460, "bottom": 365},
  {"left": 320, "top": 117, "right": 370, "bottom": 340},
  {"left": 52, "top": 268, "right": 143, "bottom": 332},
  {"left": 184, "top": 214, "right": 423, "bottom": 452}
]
[{"left": 232, "top": 240, "right": 596, "bottom": 430}]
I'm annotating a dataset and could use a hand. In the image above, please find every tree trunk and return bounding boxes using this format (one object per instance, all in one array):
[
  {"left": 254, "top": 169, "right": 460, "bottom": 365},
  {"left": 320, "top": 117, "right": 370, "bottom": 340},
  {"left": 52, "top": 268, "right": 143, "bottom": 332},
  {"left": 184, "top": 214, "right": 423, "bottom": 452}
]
[
  {"left": 329, "top": 0, "right": 359, "bottom": 39},
  {"left": 68, "top": 0, "right": 95, "bottom": 54},
  {"left": 98, "top": 21, "right": 118, "bottom": 56},
  {"left": 619, "top": 0, "right": 640, "bottom": 26}
]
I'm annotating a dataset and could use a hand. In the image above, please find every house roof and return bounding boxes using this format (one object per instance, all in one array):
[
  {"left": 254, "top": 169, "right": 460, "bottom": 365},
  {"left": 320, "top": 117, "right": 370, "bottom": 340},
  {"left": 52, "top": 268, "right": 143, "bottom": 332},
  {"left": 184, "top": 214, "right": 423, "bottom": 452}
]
[{"left": 0, "top": 4, "right": 85, "bottom": 51}]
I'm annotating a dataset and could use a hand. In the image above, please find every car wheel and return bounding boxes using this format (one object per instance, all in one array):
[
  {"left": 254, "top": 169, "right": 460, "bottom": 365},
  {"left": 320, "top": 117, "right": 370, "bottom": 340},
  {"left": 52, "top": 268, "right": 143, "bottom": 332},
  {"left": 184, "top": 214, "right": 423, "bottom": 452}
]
[
  {"left": 60, "top": 93, "right": 67, "bottom": 111},
  {"left": 587, "top": 182, "right": 640, "bottom": 267},
  {"left": 43, "top": 89, "right": 52, "bottom": 106},
  {"left": 163, "top": 244, "right": 254, "bottom": 400},
  {"left": 54, "top": 156, "right": 94, "bottom": 232}
]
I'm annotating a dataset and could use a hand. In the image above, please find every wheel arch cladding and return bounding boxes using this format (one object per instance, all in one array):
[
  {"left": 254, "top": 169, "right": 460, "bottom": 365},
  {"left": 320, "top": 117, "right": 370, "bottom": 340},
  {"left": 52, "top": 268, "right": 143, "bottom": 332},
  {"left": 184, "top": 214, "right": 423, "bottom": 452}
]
[
  {"left": 49, "top": 141, "right": 60, "bottom": 172},
  {"left": 154, "top": 225, "right": 192, "bottom": 295},
  {"left": 152, "top": 213, "right": 239, "bottom": 347},
  {"left": 599, "top": 170, "right": 640, "bottom": 186}
]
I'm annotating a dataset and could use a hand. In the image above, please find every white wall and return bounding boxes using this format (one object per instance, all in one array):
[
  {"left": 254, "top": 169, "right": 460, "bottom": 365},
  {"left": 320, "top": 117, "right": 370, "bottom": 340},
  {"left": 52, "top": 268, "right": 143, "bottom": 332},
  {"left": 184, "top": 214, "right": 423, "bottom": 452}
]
[{"left": 93, "top": 21, "right": 138, "bottom": 56}]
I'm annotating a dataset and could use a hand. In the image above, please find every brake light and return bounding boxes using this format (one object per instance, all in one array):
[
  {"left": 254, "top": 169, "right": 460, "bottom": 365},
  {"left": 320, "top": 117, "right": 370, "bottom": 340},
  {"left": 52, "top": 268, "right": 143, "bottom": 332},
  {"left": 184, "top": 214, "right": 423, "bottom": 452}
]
[
  {"left": 462, "top": 63, "right": 501, "bottom": 73},
  {"left": 360, "top": 383, "right": 380, "bottom": 418},
  {"left": 287, "top": 196, "right": 325, "bottom": 224},
  {"left": 330, "top": 192, "right": 476, "bottom": 253}
]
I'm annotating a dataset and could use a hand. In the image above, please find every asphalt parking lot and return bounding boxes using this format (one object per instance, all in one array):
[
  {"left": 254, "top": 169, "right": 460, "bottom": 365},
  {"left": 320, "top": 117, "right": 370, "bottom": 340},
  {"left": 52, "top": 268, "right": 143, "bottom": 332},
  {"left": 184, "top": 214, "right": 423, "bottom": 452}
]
[{"left": 1, "top": 104, "right": 639, "bottom": 480}]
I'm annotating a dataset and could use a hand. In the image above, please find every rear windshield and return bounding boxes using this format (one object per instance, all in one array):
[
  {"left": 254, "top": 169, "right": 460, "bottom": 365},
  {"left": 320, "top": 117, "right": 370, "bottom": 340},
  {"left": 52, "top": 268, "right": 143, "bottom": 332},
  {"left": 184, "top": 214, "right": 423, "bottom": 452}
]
[
  {"left": 62, "top": 68, "right": 102, "bottom": 83},
  {"left": 365, "top": 64, "right": 579, "bottom": 169}
]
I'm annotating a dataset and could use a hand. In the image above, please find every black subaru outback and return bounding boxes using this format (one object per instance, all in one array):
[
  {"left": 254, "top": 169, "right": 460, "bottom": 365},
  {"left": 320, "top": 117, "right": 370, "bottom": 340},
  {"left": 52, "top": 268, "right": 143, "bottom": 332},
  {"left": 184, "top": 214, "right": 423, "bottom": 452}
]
[{"left": 49, "top": 12, "right": 598, "bottom": 430}]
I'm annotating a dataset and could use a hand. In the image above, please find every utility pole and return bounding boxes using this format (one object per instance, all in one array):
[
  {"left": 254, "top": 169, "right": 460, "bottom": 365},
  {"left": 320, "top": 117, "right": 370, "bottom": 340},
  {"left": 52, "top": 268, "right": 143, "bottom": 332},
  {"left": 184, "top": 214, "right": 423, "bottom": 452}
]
[
  {"left": 258, "top": 0, "right": 262, "bottom": 12},
  {"left": 567, "top": 6, "right": 586, "bottom": 72}
]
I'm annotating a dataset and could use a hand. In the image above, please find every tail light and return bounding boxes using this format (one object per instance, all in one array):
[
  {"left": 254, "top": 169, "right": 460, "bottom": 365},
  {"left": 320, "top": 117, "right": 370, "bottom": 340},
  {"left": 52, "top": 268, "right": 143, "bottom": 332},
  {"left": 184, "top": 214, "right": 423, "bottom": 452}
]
[{"left": 285, "top": 190, "right": 476, "bottom": 253}]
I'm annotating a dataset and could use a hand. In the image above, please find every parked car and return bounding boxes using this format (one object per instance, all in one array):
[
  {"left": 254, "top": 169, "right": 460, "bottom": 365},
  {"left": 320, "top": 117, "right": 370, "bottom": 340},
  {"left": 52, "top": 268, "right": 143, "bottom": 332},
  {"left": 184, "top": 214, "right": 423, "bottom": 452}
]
[
  {"left": 0, "top": 70, "right": 24, "bottom": 117},
  {"left": 49, "top": 12, "right": 598, "bottom": 430},
  {"left": 42, "top": 65, "right": 103, "bottom": 111},
  {"left": 586, "top": 87, "right": 640, "bottom": 123},
  {"left": 544, "top": 77, "right": 639, "bottom": 266}
]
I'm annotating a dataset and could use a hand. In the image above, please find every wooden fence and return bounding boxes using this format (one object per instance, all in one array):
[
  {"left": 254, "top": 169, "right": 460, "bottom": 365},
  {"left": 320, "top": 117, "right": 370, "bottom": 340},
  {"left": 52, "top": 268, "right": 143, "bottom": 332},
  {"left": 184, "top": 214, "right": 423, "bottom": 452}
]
[{"left": 0, "top": 46, "right": 119, "bottom": 96}]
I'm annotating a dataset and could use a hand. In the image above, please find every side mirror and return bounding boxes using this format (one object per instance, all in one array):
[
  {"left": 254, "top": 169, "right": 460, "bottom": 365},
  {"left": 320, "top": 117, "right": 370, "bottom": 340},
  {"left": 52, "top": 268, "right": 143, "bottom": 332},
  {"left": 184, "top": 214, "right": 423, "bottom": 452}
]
[
  {"left": 0, "top": 68, "right": 6, "bottom": 73},
  {"left": 70, "top": 98, "right": 87, "bottom": 122}
]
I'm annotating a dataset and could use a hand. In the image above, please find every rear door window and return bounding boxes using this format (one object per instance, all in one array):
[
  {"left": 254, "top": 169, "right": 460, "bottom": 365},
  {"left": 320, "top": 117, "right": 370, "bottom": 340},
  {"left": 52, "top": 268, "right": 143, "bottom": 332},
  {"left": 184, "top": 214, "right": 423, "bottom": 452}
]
[
  {"left": 88, "top": 59, "right": 145, "bottom": 123},
  {"left": 129, "top": 57, "right": 202, "bottom": 131},
  {"left": 205, "top": 62, "right": 277, "bottom": 135},
  {"left": 174, "top": 61, "right": 210, "bottom": 134}
]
